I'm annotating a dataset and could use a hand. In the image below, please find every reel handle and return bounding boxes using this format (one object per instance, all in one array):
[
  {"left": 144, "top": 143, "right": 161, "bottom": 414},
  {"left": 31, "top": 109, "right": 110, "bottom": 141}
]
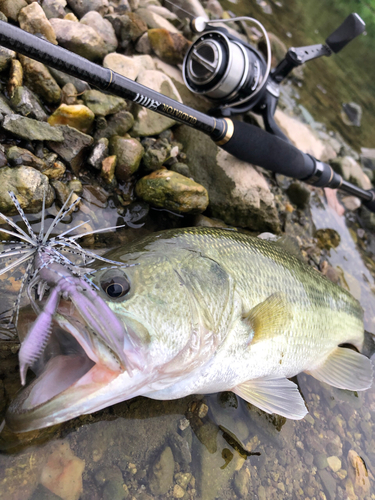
[{"left": 325, "top": 13, "right": 366, "bottom": 53}]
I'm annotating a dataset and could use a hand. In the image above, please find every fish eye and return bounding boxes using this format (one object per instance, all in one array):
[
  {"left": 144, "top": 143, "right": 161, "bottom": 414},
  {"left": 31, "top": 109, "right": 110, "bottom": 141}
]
[{"left": 100, "top": 273, "right": 130, "bottom": 299}]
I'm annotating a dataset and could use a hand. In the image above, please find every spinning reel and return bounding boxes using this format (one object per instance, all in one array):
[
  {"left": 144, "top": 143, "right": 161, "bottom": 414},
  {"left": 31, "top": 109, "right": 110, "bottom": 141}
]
[{"left": 183, "top": 13, "right": 366, "bottom": 140}]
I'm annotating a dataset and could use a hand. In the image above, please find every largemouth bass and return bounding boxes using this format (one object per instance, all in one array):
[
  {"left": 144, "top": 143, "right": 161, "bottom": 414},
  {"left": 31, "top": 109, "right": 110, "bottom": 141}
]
[{"left": 6, "top": 227, "right": 373, "bottom": 431}]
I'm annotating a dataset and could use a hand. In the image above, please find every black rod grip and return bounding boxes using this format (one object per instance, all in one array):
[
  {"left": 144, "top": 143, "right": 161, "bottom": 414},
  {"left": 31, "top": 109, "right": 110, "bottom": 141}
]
[{"left": 218, "top": 120, "right": 316, "bottom": 179}]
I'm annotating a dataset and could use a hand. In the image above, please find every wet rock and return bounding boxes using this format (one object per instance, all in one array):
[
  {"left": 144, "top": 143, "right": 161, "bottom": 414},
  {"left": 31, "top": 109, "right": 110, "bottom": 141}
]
[
  {"left": 142, "top": 145, "right": 168, "bottom": 170},
  {"left": 135, "top": 8, "right": 180, "bottom": 33},
  {"left": 82, "top": 89, "right": 126, "bottom": 117},
  {"left": 0, "top": 149, "right": 7, "bottom": 167},
  {"left": 0, "top": 0, "right": 27, "bottom": 21},
  {"left": 103, "top": 52, "right": 154, "bottom": 80},
  {"left": 347, "top": 449, "right": 370, "bottom": 496},
  {"left": 205, "top": 0, "right": 223, "bottom": 18},
  {"left": 80, "top": 11, "right": 118, "bottom": 53},
  {"left": 11, "top": 86, "right": 48, "bottom": 121},
  {"left": 169, "top": 161, "right": 190, "bottom": 177},
  {"left": 132, "top": 70, "right": 182, "bottom": 136},
  {"left": 19, "top": 55, "right": 61, "bottom": 104},
  {"left": 2, "top": 114, "right": 64, "bottom": 141},
  {"left": 174, "top": 125, "right": 280, "bottom": 232},
  {"left": 7, "top": 146, "right": 47, "bottom": 170},
  {"left": 50, "top": 18, "right": 110, "bottom": 61},
  {"left": 94, "top": 110, "right": 134, "bottom": 139},
  {"left": 318, "top": 469, "right": 336, "bottom": 500},
  {"left": 43, "top": 160, "right": 66, "bottom": 180},
  {"left": 148, "top": 29, "right": 191, "bottom": 65},
  {"left": 47, "top": 124, "right": 93, "bottom": 174},
  {"left": 233, "top": 467, "right": 250, "bottom": 498},
  {"left": 274, "top": 109, "right": 336, "bottom": 162},
  {"left": 19, "top": 2, "right": 57, "bottom": 44},
  {"left": 341, "top": 195, "right": 361, "bottom": 211},
  {"left": 136, "top": 169, "right": 209, "bottom": 213},
  {"left": 66, "top": 0, "right": 109, "bottom": 18},
  {"left": 135, "top": 32, "right": 152, "bottom": 54},
  {"left": 42, "top": 0, "right": 67, "bottom": 19},
  {"left": 361, "top": 147, "right": 375, "bottom": 170},
  {"left": 61, "top": 83, "right": 78, "bottom": 105},
  {"left": 0, "top": 93, "right": 14, "bottom": 116},
  {"left": 285, "top": 181, "right": 311, "bottom": 209},
  {"left": 330, "top": 156, "right": 372, "bottom": 190},
  {"left": 0, "top": 46, "right": 15, "bottom": 72},
  {"left": 0, "top": 166, "right": 54, "bottom": 214},
  {"left": 48, "top": 104, "right": 95, "bottom": 133},
  {"left": 327, "top": 456, "right": 341, "bottom": 472},
  {"left": 7, "top": 59, "right": 23, "bottom": 99},
  {"left": 104, "top": 12, "right": 147, "bottom": 47},
  {"left": 40, "top": 440, "right": 85, "bottom": 500},
  {"left": 101, "top": 155, "right": 116, "bottom": 184},
  {"left": 341, "top": 102, "right": 362, "bottom": 127},
  {"left": 110, "top": 135, "right": 143, "bottom": 180},
  {"left": 149, "top": 446, "right": 174, "bottom": 496},
  {"left": 88, "top": 137, "right": 109, "bottom": 169},
  {"left": 48, "top": 67, "right": 89, "bottom": 94}
]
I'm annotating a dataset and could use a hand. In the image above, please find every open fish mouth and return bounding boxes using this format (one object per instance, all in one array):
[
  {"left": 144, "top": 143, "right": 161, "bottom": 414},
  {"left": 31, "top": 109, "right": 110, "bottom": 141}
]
[{"left": 5, "top": 301, "right": 128, "bottom": 432}]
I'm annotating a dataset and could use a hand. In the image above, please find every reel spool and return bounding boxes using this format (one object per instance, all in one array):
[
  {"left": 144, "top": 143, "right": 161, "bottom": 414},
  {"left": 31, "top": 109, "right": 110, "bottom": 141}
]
[{"left": 183, "top": 16, "right": 272, "bottom": 115}]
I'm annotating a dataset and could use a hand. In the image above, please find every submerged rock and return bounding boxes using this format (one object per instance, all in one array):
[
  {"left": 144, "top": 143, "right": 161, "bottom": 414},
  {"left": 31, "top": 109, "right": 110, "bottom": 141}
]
[
  {"left": 40, "top": 440, "right": 85, "bottom": 500},
  {"left": 0, "top": 166, "right": 54, "bottom": 214},
  {"left": 136, "top": 169, "right": 209, "bottom": 213},
  {"left": 149, "top": 446, "right": 174, "bottom": 496},
  {"left": 341, "top": 102, "right": 362, "bottom": 127},
  {"left": 2, "top": 114, "right": 64, "bottom": 141}
]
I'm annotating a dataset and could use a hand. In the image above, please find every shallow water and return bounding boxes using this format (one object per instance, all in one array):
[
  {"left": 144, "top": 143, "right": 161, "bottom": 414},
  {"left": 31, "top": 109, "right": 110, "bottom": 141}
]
[
  {"left": 222, "top": 0, "right": 375, "bottom": 150},
  {"left": 1, "top": 193, "right": 375, "bottom": 500}
]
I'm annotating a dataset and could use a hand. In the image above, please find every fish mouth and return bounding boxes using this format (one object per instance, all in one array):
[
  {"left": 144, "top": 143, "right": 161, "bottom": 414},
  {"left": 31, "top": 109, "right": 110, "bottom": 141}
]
[{"left": 5, "top": 301, "right": 131, "bottom": 433}]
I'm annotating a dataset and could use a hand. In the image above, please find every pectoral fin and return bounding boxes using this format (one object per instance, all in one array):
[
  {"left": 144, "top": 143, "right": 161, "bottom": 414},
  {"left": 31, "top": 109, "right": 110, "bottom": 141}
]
[
  {"left": 245, "top": 293, "right": 293, "bottom": 344},
  {"left": 232, "top": 377, "right": 307, "bottom": 420},
  {"left": 307, "top": 347, "right": 373, "bottom": 391}
]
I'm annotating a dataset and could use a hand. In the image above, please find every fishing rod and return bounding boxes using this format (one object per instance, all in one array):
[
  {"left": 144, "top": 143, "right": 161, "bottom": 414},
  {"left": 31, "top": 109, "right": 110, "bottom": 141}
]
[{"left": 0, "top": 14, "right": 374, "bottom": 212}]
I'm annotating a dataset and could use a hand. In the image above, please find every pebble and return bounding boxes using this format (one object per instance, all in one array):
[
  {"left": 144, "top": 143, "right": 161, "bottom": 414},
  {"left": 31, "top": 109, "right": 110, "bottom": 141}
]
[
  {"left": 327, "top": 456, "right": 341, "bottom": 472},
  {"left": 2, "top": 114, "right": 64, "bottom": 141},
  {"left": 48, "top": 104, "right": 95, "bottom": 133}
]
